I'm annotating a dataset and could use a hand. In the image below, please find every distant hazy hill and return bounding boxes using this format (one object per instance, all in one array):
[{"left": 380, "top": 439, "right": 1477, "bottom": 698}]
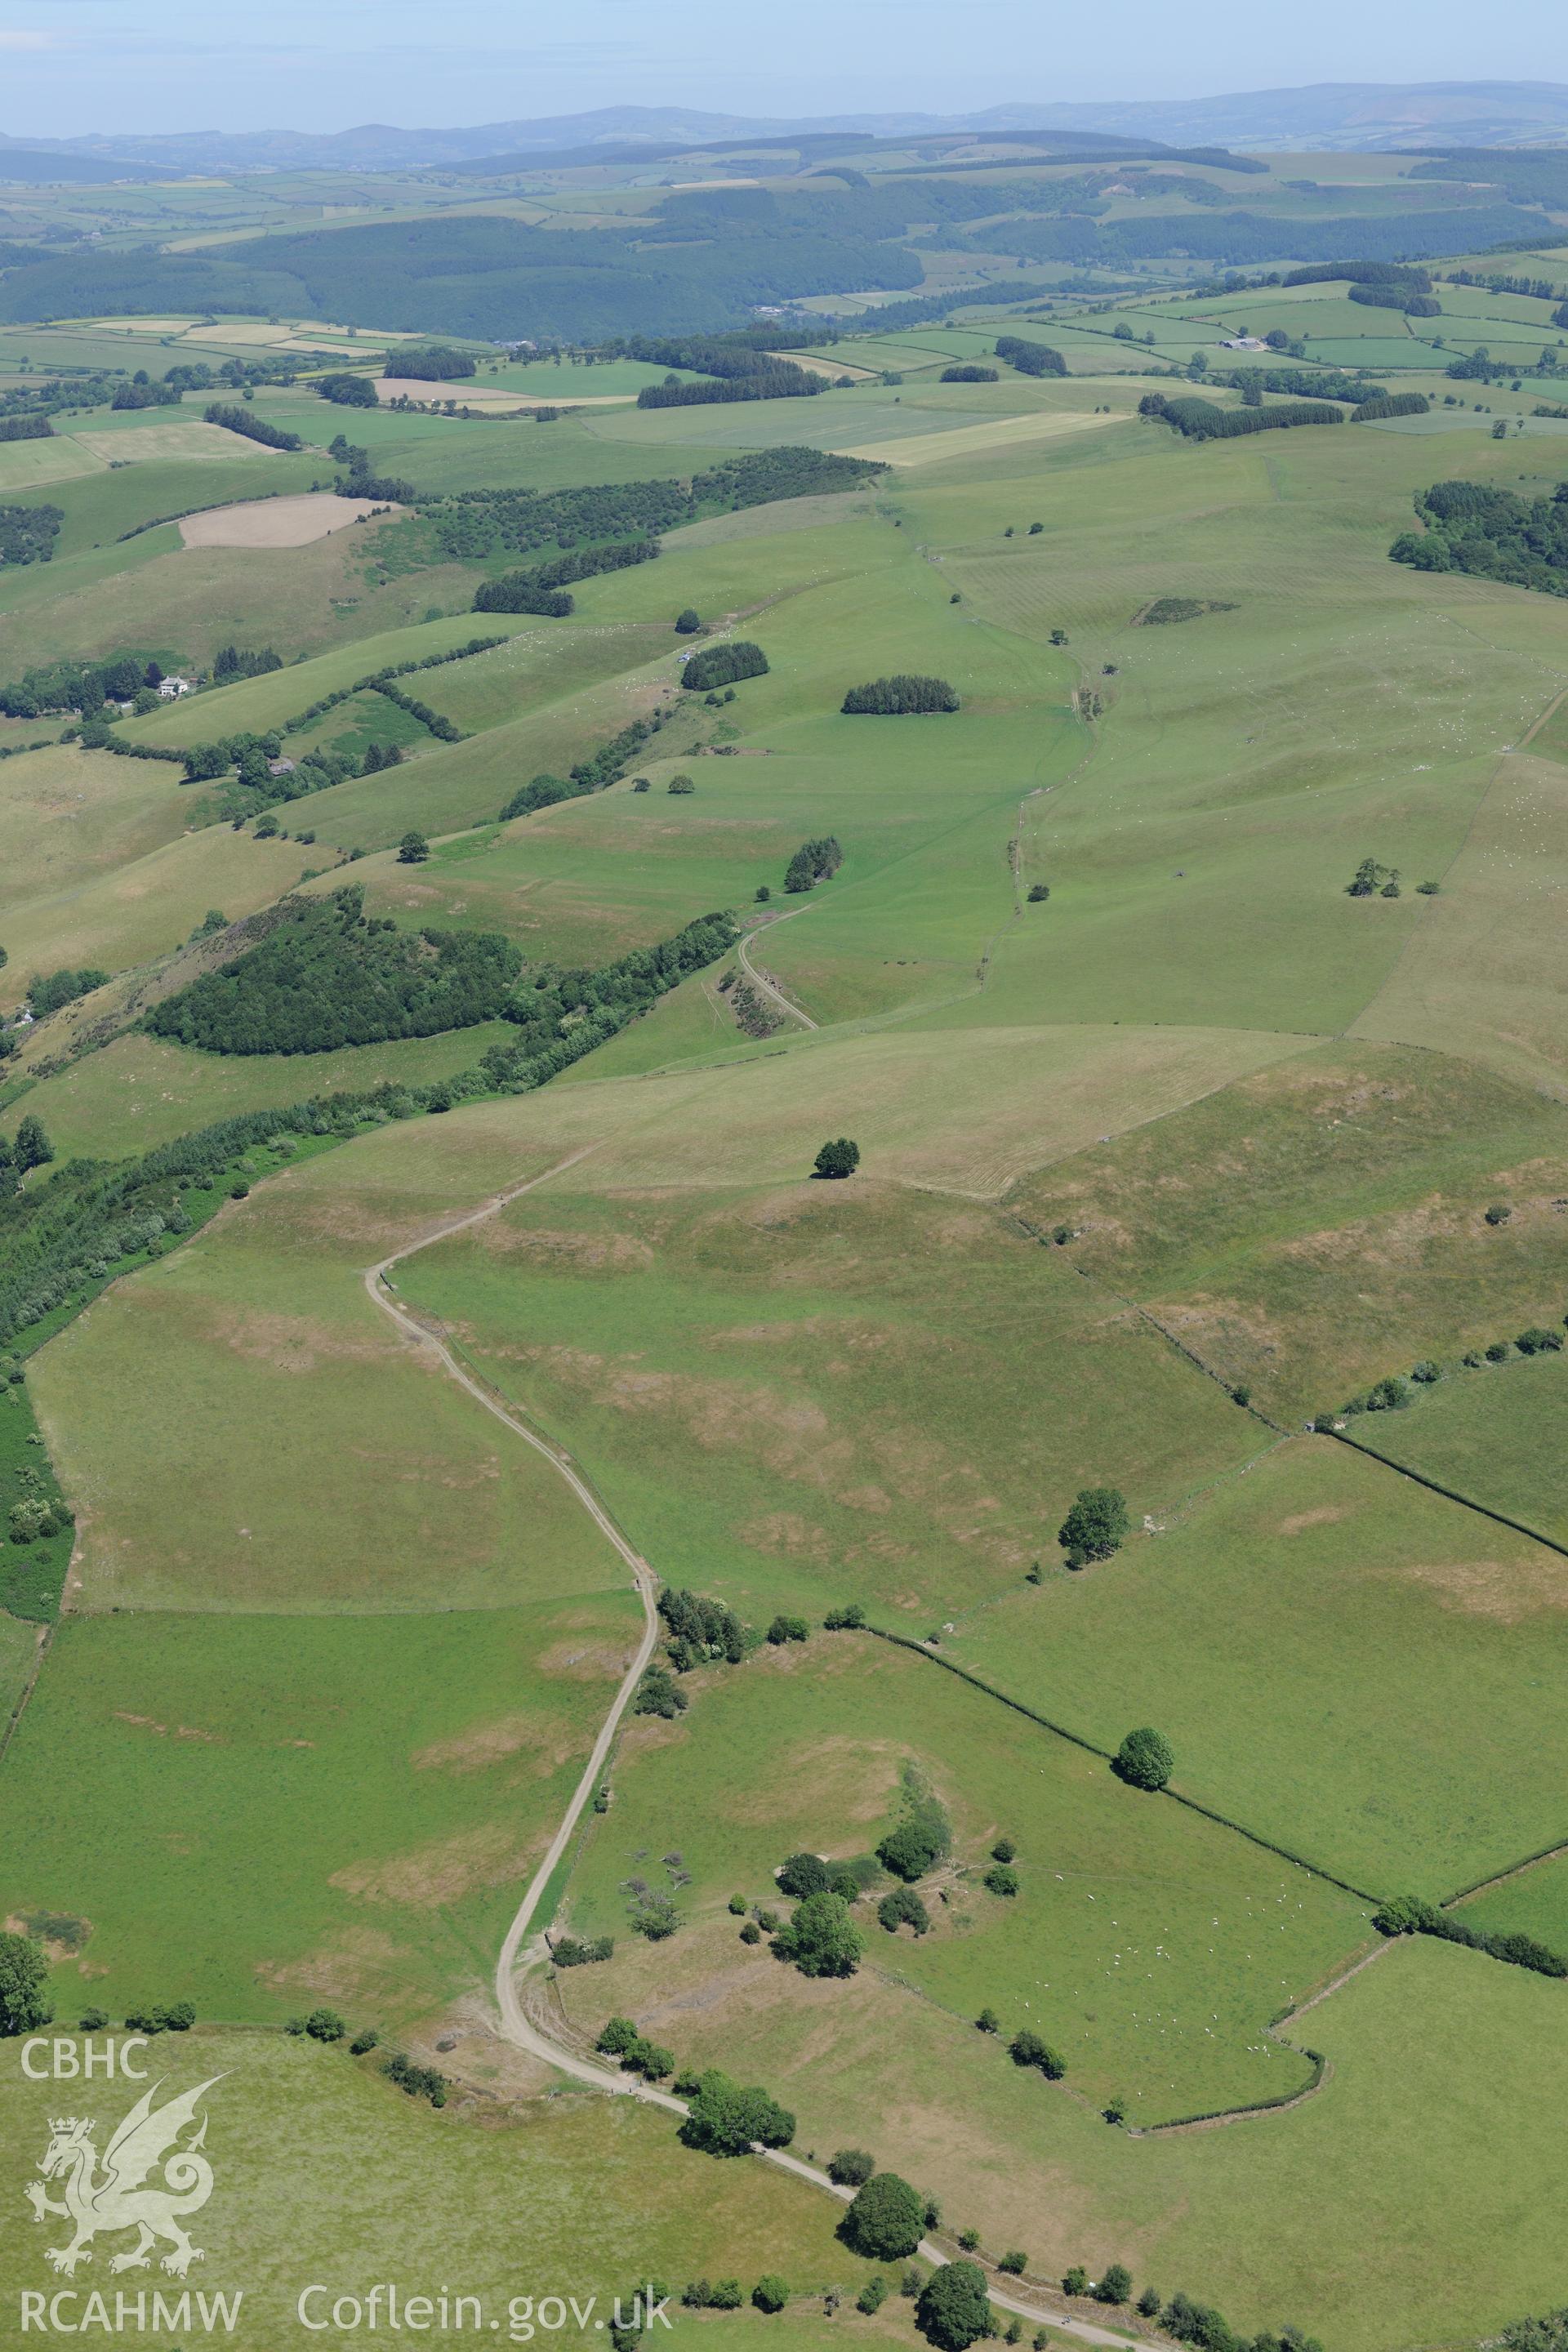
[{"left": 7, "top": 83, "right": 1568, "bottom": 175}]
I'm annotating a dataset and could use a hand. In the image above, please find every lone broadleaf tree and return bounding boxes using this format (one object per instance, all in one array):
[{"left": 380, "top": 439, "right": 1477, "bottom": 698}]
[
  {"left": 842, "top": 2172, "right": 925, "bottom": 2261},
  {"left": 813, "top": 1138, "right": 860, "bottom": 1180},
  {"left": 0, "top": 1929, "right": 52, "bottom": 2035},
  {"left": 1058, "top": 1486, "right": 1129, "bottom": 1569},
  {"left": 916, "top": 2262, "right": 993, "bottom": 2350}
]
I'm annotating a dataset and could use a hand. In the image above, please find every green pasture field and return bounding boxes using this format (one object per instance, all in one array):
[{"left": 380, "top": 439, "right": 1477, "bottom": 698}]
[
  {"left": 0, "top": 821, "right": 323, "bottom": 1014},
  {"left": 7, "top": 273, "right": 1568, "bottom": 2350},
  {"left": 2, "top": 446, "right": 324, "bottom": 557},
  {"left": 0, "top": 519, "right": 488, "bottom": 676},
  {"left": 1018, "top": 1041, "right": 1568, "bottom": 1422},
  {"left": 10, "top": 1020, "right": 523, "bottom": 1163},
  {"left": 292, "top": 684, "right": 437, "bottom": 760},
  {"left": 555, "top": 1629, "right": 1370, "bottom": 2122},
  {"left": 28, "top": 1122, "right": 631, "bottom": 1614},
  {"left": 1300, "top": 337, "right": 1450, "bottom": 368},
  {"left": 953, "top": 1435, "right": 1568, "bottom": 1898},
  {"left": 0, "top": 1594, "right": 639, "bottom": 2020},
  {"left": 0, "top": 433, "right": 104, "bottom": 490},
  {"left": 0, "top": 2033, "right": 871, "bottom": 2341},
  {"left": 853, "top": 420, "right": 1568, "bottom": 1058},
  {"left": 0, "top": 742, "right": 194, "bottom": 951},
  {"left": 1461, "top": 1851, "right": 1568, "bottom": 1944},
  {"left": 118, "top": 610, "right": 538, "bottom": 749},
  {"left": 1352, "top": 751, "right": 1568, "bottom": 1095},
  {"left": 1347, "top": 1349, "right": 1568, "bottom": 1548},
  {"left": 398, "top": 1172, "right": 1272, "bottom": 1629}
]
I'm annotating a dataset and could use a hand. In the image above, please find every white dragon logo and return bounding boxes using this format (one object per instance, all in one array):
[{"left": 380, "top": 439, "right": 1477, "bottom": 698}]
[{"left": 25, "top": 2076, "right": 224, "bottom": 2278}]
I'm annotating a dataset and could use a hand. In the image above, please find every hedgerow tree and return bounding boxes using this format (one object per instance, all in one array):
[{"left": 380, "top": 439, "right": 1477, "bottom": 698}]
[
  {"left": 1009, "top": 2029, "right": 1066, "bottom": 2079},
  {"left": 915, "top": 2262, "right": 992, "bottom": 2350},
  {"left": 773, "top": 1890, "right": 863, "bottom": 1978},
  {"left": 1114, "top": 1726, "right": 1174, "bottom": 1792},
  {"left": 398, "top": 831, "right": 430, "bottom": 864},
  {"left": 0, "top": 1930, "right": 52, "bottom": 2034},
  {"left": 843, "top": 2172, "right": 925, "bottom": 2261},
  {"left": 1058, "top": 1486, "right": 1129, "bottom": 1568},
  {"left": 827, "top": 2148, "right": 875, "bottom": 2186}
]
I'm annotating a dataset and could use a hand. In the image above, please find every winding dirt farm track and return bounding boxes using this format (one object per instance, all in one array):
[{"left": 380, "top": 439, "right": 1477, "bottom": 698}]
[{"left": 364, "top": 1147, "right": 1151, "bottom": 2352}]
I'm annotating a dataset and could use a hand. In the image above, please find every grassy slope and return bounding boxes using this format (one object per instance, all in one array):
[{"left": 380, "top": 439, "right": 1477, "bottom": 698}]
[
  {"left": 0, "top": 1594, "right": 640, "bottom": 2021},
  {"left": 953, "top": 1436, "right": 1568, "bottom": 1898},
  {"left": 28, "top": 1121, "right": 629, "bottom": 1613},
  {"left": 555, "top": 1630, "right": 1370, "bottom": 2124},
  {"left": 1346, "top": 1347, "right": 1568, "bottom": 1547},
  {"left": 0, "top": 2030, "right": 872, "bottom": 2333}
]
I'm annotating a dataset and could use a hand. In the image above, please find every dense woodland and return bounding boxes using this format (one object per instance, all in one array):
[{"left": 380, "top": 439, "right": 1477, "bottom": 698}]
[
  {"left": 1391, "top": 478, "right": 1568, "bottom": 594},
  {"left": 146, "top": 891, "right": 526, "bottom": 1055}
]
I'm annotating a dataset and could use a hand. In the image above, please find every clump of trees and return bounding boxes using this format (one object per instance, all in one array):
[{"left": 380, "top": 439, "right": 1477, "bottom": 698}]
[
  {"left": 318, "top": 372, "right": 379, "bottom": 407},
  {"left": 681, "top": 640, "right": 768, "bottom": 692},
  {"left": 475, "top": 535, "right": 662, "bottom": 615},
  {"left": 841, "top": 675, "right": 959, "bottom": 715},
  {"left": 1009, "top": 2029, "right": 1066, "bottom": 2079},
  {"left": 389, "top": 346, "right": 477, "bottom": 381},
  {"left": 0, "top": 1929, "right": 52, "bottom": 2033},
  {"left": 0, "top": 503, "right": 62, "bottom": 566},
  {"left": 552, "top": 1934, "right": 614, "bottom": 1967},
  {"left": 916, "top": 2263, "right": 992, "bottom": 2350},
  {"left": 1139, "top": 392, "right": 1344, "bottom": 441},
  {"left": 203, "top": 402, "right": 303, "bottom": 451},
  {"left": 1058, "top": 1486, "right": 1129, "bottom": 1568},
  {"left": 784, "top": 836, "right": 842, "bottom": 893},
  {"left": 876, "top": 1768, "right": 951, "bottom": 1882},
  {"left": 1351, "top": 391, "right": 1429, "bottom": 421},
  {"left": 1113, "top": 1726, "right": 1174, "bottom": 1792},
  {"left": 658, "top": 1587, "right": 752, "bottom": 1670},
  {"left": 123, "top": 1999, "right": 196, "bottom": 2034},
  {"left": 1348, "top": 856, "right": 1401, "bottom": 898},
  {"left": 1390, "top": 476, "right": 1568, "bottom": 594},
  {"left": 632, "top": 1666, "right": 688, "bottom": 1718},
  {"left": 941, "top": 365, "right": 998, "bottom": 383},
  {"left": 28, "top": 968, "right": 108, "bottom": 1020},
  {"left": 995, "top": 336, "right": 1068, "bottom": 377},
  {"left": 879, "top": 1884, "right": 929, "bottom": 1936},
  {"left": 383, "top": 2051, "right": 448, "bottom": 2107}
]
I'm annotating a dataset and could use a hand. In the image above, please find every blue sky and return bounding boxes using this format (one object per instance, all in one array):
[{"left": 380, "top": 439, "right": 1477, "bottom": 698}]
[{"left": 1, "top": 0, "right": 1566, "bottom": 138}]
